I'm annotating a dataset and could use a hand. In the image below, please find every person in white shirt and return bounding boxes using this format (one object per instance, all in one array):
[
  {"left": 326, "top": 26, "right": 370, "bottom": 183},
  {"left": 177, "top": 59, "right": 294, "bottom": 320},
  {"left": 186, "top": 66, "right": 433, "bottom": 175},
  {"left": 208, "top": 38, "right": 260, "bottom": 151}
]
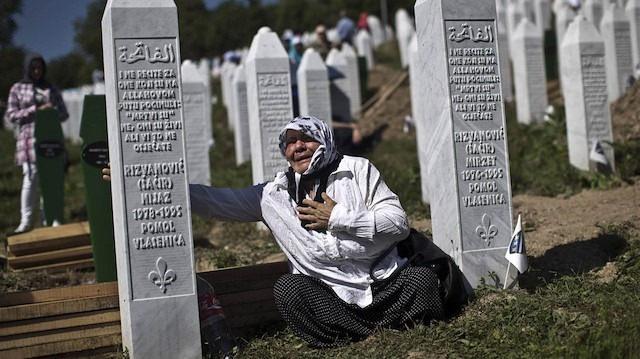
[
  {"left": 103, "top": 116, "right": 443, "bottom": 346},
  {"left": 188, "top": 116, "right": 444, "bottom": 347}
]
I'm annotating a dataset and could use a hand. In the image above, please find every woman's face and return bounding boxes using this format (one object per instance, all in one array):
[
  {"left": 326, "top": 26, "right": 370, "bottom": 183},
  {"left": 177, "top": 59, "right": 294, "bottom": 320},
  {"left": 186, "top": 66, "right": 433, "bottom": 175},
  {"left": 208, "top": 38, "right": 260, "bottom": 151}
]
[
  {"left": 30, "top": 60, "right": 44, "bottom": 81},
  {"left": 284, "top": 130, "right": 321, "bottom": 174}
]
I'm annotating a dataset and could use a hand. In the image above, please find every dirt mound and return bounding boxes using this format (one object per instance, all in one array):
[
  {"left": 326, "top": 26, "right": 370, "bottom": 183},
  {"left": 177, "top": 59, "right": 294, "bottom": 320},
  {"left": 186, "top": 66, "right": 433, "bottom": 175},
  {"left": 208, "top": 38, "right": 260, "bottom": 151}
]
[{"left": 611, "top": 81, "right": 640, "bottom": 142}]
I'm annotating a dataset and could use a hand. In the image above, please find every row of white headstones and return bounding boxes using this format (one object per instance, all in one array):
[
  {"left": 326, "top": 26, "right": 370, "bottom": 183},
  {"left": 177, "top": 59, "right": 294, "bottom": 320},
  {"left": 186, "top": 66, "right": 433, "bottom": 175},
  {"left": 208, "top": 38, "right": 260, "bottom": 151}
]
[{"left": 99, "top": 0, "right": 619, "bottom": 357}]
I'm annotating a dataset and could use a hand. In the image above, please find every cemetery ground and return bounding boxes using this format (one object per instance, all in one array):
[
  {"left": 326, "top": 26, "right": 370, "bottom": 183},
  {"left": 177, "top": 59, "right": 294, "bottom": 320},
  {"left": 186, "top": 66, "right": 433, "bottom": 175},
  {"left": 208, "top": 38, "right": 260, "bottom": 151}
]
[{"left": 1, "top": 44, "right": 640, "bottom": 357}]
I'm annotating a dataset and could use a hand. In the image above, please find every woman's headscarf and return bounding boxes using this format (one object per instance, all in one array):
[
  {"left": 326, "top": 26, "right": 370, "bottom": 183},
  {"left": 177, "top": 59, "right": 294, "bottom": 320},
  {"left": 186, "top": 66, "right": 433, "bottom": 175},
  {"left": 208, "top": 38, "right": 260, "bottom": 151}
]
[
  {"left": 22, "top": 53, "right": 49, "bottom": 88},
  {"left": 278, "top": 116, "right": 339, "bottom": 176}
]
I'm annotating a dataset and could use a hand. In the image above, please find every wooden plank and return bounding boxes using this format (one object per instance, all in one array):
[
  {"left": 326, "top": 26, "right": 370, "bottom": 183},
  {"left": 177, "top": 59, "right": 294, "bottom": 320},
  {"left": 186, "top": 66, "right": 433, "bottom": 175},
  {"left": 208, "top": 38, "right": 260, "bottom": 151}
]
[
  {"left": 12, "top": 258, "right": 94, "bottom": 273},
  {"left": 225, "top": 298, "right": 277, "bottom": 319},
  {"left": 8, "top": 245, "right": 93, "bottom": 269},
  {"left": 8, "top": 222, "right": 90, "bottom": 256},
  {"left": 0, "top": 296, "right": 119, "bottom": 322},
  {"left": 0, "top": 333, "right": 121, "bottom": 359},
  {"left": 0, "top": 322, "right": 121, "bottom": 351},
  {"left": 228, "top": 310, "right": 282, "bottom": 331},
  {"left": 0, "top": 282, "right": 117, "bottom": 307},
  {"left": 0, "top": 308, "right": 120, "bottom": 337},
  {"left": 198, "top": 261, "right": 288, "bottom": 284},
  {"left": 218, "top": 287, "right": 274, "bottom": 307}
]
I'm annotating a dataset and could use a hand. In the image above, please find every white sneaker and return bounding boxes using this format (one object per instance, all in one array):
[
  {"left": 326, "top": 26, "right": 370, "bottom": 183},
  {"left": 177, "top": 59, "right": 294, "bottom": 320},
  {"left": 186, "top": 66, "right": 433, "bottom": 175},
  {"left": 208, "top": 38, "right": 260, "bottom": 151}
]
[
  {"left": 52, "top": 220, "right": 61, "bottom": 227},
  {"left": 13, "top": 222, "right": 32, "bottom": 234}
]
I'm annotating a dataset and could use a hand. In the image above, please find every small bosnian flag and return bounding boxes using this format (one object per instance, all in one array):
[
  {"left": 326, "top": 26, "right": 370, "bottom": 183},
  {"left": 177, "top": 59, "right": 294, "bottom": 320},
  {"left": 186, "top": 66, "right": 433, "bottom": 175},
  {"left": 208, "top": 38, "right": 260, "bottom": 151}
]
[
  {"left": 505, "top": 215, "right": 528, "bottom": 274},
  {"left": 589, "top": 140, "right": 609, "bottom": 166}
]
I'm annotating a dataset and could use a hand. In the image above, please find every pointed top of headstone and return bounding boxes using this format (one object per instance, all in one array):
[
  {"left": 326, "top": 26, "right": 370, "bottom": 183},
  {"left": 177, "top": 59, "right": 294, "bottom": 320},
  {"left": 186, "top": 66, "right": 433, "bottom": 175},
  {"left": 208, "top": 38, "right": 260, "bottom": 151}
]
[
  {"left": 513, "top": 17, "right": 540, "bottom": 37},
  {"left": 326, "top": 48, "right": 347, "bottom": 66},
  {"left": 299, "top": 48, "right": 327, "bottom": 71},
  {"left": 602, "top": 1, "right": 625, "bottom": 21},
  {"left": 258, "top": 26, "right": 272, "bottom": 34},
  {"left": 106, "top": 0, "right": 176, "bottom": 8},
  {"left": 563, "top": 14, "right": 602, "bottom": 46},
  {"left": 627, "top": 0, "right": 640, "bottom": 10},
  {"left": 341, "top": 43, "right": 357, "bottom": 58},
  {"left": 181, "top": 60, "right": 203, "bottom": 83},
  {"left": 247, "top": 28, "right": 287, "bottom": 62}
]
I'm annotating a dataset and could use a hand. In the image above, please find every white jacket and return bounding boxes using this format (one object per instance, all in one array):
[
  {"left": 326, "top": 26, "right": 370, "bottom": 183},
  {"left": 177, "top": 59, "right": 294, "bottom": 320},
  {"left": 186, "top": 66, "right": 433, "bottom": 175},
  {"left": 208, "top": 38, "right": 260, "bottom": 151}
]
[{"left": 189, "top": 155, "right": 410, "bottom": 307}]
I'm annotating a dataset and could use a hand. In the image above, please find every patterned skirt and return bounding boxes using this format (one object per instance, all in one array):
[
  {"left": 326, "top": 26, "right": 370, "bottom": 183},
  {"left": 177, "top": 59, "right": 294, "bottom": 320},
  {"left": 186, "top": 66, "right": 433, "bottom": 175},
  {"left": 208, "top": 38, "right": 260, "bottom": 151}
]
[{"left": 273, "top": 266, "right": 444, "bottom": 348}]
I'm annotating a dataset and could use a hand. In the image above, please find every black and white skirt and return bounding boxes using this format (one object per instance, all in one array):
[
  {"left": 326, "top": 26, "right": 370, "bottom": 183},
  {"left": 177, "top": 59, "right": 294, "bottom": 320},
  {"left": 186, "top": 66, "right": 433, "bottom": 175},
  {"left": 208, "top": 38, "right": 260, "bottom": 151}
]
[{"left": 273, "top": 266, "right": 444, "bottom": 347}]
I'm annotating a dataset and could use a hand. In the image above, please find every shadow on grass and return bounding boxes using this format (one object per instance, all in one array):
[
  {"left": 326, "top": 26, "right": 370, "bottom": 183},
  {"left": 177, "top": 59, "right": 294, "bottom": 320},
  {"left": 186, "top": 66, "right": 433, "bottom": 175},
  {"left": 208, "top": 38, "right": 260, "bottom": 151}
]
[{"left": 519, "top": 228, "right": 628, "bottom": 291}]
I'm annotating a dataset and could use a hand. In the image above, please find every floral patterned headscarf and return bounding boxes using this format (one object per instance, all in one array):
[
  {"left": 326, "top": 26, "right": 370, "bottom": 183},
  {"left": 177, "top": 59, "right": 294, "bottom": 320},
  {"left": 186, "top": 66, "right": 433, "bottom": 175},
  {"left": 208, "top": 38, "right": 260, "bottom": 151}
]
[{"left": 278, "top": 116, "right": 339, "bottom": 176}]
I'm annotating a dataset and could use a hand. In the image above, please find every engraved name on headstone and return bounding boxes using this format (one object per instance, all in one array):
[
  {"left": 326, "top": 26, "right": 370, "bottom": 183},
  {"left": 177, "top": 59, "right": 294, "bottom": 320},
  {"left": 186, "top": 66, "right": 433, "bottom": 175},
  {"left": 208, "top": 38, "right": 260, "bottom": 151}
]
[
  {"left": 101, "top": 1, "right": 201, "bottom": 357},
  {"left": 415, "top": 0, "right": 516, "bottom": 290},
  {"left": 561, "top": 16, "right": 616, "bottom": 171},
  {"left": 512, "top": 18, "right": 548, "bottom": 124},
  {"left": 245, "top": 27, "right": 293, "bottom": 184}
]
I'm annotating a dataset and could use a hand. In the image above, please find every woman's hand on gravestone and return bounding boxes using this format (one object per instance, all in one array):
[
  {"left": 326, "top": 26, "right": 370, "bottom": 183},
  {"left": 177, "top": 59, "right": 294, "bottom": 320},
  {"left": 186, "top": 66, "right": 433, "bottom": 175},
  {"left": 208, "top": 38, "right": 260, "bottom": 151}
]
[
  {"left": 297, "top": 193, "right": 336, "bottom": 231},
  {"left": 102, "top": 163, "right": 111, "bottom": 182}
]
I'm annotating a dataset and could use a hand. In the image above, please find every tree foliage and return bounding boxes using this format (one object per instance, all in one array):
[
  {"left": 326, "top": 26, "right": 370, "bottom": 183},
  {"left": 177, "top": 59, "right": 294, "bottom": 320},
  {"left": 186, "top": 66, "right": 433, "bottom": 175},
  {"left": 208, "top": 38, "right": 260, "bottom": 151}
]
[{"left": 0, "top": 0, "right": 23, "bottom": 119}]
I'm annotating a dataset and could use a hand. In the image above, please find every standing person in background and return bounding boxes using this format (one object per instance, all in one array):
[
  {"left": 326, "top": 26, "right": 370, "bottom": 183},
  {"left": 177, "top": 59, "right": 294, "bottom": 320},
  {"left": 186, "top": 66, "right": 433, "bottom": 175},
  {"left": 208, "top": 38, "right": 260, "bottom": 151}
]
[
  {"left": 357, "top": 12, "right": 370, "bottom": 32},
  {"left": 336, "top": 10, "right": 356, "bottom": 45},
  {"left": 311, "top": 24, "right": 332, "bottom": 59},
  {"left": 4, "top": 54, "right": 68, "bottom": 233}
]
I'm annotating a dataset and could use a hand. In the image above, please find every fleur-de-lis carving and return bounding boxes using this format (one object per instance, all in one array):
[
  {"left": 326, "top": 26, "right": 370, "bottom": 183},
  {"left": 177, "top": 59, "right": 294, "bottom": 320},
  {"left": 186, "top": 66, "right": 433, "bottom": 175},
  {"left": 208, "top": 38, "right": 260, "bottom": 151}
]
[
  {"left": 148, "top": 257, "right": 176, "bottom": 293},
  {"left": 476, "top": 213, "right": 498, "bottom": 246}
]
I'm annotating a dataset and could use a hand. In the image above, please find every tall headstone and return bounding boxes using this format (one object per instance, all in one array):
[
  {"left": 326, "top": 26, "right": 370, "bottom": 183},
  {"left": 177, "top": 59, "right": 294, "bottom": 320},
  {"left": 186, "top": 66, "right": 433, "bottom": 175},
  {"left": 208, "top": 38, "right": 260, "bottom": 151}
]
[
  {"left": 245, "top": 27, "right": 294, "bottom": 184},
  {"left": 561, "top": 15, "right": 615, "bottom": 171},
  {"left": 395, "top": 9, "right": 414, "bottom": 69},
  {"left": 355, "top": 30, "right": 375, "bottom": 70},
  {"left": 182, "top": 61, "right": 211, "bottom": 185},
  {"left": 415, "top": 0, "right": 516, "bottom": 290},
  {"left": 297, "top": 48, "right": 332, "bottom": 125},
  {"left": 197, "top": 59, "right": 214, "bottom": 147},
  {"left": 584, "top": 0, "right": 605, "bottom": 30},
  {"left": 326, "top": 48, "right": 352, "bottom": 122},
  {"left": 496, "top": 0, "right": 515, "bottom": 101},
  {"left": 507, "top": 0, "right": 524, "bottom": 40},
  {"left": 101, "top": 1, "right": 202, "bottom": 357},
  {"left": 341, "top": 43, "right": 362, "bottom": 117},
  {"left": 556, "top": 4, "right": 577, "bottom": 66},
  {"left": 34, "top": 109, "right": 65, "bottom": 226},
  {"left": 409, "top": 36, "right": 430, "bottom": 204},
  {"left": 626, "top": 0, "right": 640, "bottom": 69},
  {"left": 601, "top": 3, "right": 634, "bottom": 101},
  {"left": 80, "top": 95, "right": 116, "bottom": 282},
  {"left": 231, "top": 64, "right": 251, "bottom": 165},
  {"left": 367, "top": 15, "right": 386, "bottom": 47},
  {"left": 223, "top": 62, "right": 238, "bottom": 129},
  {"left": 512, "top": 18, "right": 548, "bottom": 123},
  {"left": 535, "top": 0, "right": 552, "bottom": 30}
]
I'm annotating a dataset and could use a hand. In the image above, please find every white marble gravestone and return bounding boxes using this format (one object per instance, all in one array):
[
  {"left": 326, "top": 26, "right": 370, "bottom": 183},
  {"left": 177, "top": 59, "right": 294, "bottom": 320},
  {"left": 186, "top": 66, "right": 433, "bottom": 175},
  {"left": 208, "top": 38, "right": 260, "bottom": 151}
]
[
  {"left": 101, "top": 0, "right": 201, "bottom": 358},
  {"left": 341, "top": 43, "right": 362, "bottom": 117},
  {"left": 182, "top": 61, "right": 211, "bottom": 185},
  {"left": 512, "top": 18, "right": 548, "bottom": 124},
  {"left": 367, "top": 15, "right": 386, "bottom": 47},
  {"left": 535, "top": 0, "right": 552, "bottom": 30},
  {"left": 415, "top": 0, "right": 517, "bottom": 290},
  {"left": 395, "top": 9, "right": 414, "bottom": 69},
  {"left": 601, "top": 3, "right": 634, "bottom": 101},
  {"left": 245, "top": 27, "right": 293, "bottom": 184},
  {"left": 326, "top": 48, "right": 352, "bottom": 122},
  {"left": 561, "top": 15, "right": 615, "bottom": 171},
  {"left": 626, "top": 0, "right": 640, "bottom": 69},
  {"left": 584, "top": 0, "right": 605, "bottom": 30},
  {"left": 556, "top": 4, "right": 577, "bottom": 65},
  {"left": 355, "top": 30, "right": 375, "bottom": 70},
  {"left": 297, "top": 48, "right": 332, "bottom": 125},
  {"left": 496, "top": 0, "right": 515, "bottom": 101},
  {"left": 408, "top": 36, "right": 430, "bottom": 204},
  {"left": 197, "top": 59, "right": 213, "bottom": 147},
  {"left": 232, "top": 64, "right": 250, "bottom": 165},
  {"left": 507, "top": 0, "right": 524, "bottom": 40},
  {"left": 223, "top": 62, "right": 238, "bottom": 129}
]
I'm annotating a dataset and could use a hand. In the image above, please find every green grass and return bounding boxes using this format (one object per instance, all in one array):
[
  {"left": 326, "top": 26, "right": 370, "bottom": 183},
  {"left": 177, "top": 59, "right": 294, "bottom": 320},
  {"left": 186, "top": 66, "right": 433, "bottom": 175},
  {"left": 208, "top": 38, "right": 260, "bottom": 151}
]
[{"left": 231, "top": 223, "right": 640, "bottom": 358}]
